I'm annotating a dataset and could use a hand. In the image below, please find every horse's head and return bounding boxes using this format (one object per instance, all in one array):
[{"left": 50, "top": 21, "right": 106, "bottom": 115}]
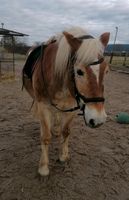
[{"left": 63, "top": 30, "right": 110, "bottom": 128}]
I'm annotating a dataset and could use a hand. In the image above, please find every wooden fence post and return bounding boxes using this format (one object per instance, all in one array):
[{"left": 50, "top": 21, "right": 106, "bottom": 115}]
[
  {"left": 123, "top": 52, "right": 127, "bottom": 66},
  {"left": 0, "top": 60, "right": 1, "bottom": 81},
  {"left": 109, "top": 52, "right": 113, "bottom": 64}
]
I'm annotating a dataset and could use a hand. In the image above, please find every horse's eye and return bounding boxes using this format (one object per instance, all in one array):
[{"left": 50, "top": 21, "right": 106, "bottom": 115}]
[{"left": 77, "top": 69, "right": 84, "bottom": 76}]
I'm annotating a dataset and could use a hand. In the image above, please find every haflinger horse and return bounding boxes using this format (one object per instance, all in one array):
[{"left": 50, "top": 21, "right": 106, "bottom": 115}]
[{"left": 23, "top": 27, "right": 110, "bottom": 176}]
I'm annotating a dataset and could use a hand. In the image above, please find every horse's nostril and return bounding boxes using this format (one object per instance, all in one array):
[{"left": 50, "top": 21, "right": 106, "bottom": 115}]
[{"left": 89, "top": 119, "right": 95, "bottom": 127}]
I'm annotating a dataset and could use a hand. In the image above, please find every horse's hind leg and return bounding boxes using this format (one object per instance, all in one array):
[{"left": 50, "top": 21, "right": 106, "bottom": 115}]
[{"left": 37, "top": 102, "right": 51, "bottom": 176}]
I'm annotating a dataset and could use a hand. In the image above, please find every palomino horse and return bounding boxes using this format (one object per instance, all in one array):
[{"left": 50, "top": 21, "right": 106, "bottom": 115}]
[{"left": 23, "top": 27, "right": 110, "bottom": 176}]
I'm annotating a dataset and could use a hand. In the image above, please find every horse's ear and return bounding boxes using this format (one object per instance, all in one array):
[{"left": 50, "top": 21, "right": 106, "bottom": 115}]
[
  {"left": 100, "top": 32, "right": 110, "bottom": 47},
  {"left": 63, "top": 31, "right": 82, "bottom": 51}
]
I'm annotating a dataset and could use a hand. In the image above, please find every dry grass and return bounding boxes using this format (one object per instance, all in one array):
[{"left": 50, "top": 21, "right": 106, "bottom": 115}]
[{"left": 106, "top": 55, "right": 129, "bottom": 66}]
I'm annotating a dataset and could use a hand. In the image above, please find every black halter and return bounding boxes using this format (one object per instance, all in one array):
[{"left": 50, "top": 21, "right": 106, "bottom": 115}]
[
  {"left": 42, "top": 35, "right": 105, "bottom": 113},
  {"left": 51, "top": 57, "right": 105, "bottom": 113},
  {"left": 68, "top": 54, "right": 105, "bottom": 113}
]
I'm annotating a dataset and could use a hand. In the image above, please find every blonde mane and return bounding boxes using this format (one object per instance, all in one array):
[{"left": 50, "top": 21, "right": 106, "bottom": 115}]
[{"left": 54, "top": 27, "right": 104, "bottom": 77}]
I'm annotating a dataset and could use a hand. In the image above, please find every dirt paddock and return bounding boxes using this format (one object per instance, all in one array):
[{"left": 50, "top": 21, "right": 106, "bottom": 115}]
[{"left": 0, "top": 69, "right": 129, "bottom": 200}]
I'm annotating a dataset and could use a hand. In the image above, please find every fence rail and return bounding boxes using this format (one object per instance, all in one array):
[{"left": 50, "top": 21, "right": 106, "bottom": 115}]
[
  {"left": 0, "top": 59, "right": 15, "bottom": 80},
  {"left": 105, "top": 54, "right": 129, "bottom": 66}
]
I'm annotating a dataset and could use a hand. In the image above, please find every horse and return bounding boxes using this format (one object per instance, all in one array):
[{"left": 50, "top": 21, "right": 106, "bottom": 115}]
[{"left": 22, "top": 27, "right": 110, "bottom": 176}]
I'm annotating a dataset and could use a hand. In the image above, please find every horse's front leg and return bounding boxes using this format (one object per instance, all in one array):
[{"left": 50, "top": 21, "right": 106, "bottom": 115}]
[
  {"left": 59, "top": 127, "right": 70, "bottom": 162},
  {"left": 38, "top": 103, "right": 51, "bottom": 176},
  {"left": 59, "top": 114, "right": 74, "bottom": 162}
]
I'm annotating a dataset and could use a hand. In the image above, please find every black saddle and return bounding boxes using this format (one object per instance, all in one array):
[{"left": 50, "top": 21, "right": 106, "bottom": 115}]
[
  {"left": 22, "top": 39, "right": 56, "bottom": 82},
  {"left": 22, "top": 44, "right": 46, "bottom": 80}
]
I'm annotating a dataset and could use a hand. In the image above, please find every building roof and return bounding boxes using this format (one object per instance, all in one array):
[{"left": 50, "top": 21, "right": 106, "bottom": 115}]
[
  {"left": 106, "top": 44, "right": 129, "bottom": 52},
  {"left": 0, "top": 28, "right": 29, "bottom": 37}
]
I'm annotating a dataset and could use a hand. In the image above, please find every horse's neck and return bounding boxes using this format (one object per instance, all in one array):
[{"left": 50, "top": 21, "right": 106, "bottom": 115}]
[
  {"left": 42, "top": 43, "right": 70, "bottom": 94},
  {"left": 50, "top": 75, "right": 76, "bottom": 109},
  {"left": 38, "top": 42, "right": 75, "bottom": 106},
  {"left": 50, "top": 73, "right": 70, "bottom": 99}
]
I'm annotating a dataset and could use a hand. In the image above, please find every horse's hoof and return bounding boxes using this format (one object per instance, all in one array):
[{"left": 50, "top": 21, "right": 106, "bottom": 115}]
[
  {"left": 38, "top": 166, "right": 49, "bottom": 176},
  {"left": 56, "top": 158, "right": 66, "bottom": 165},
  {"left": 58, "top": 154, "right": 70, "bottom": 163},
  {"left": 36, "top": 172, "right": 50, "bottom": 182}
]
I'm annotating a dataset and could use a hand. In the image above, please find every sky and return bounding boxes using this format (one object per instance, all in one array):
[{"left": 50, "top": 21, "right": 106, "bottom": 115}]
[{"left": 0, "top": 0, "right": 129, "bottom": 45}]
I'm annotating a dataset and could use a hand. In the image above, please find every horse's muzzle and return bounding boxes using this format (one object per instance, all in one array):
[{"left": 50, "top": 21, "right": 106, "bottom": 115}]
[
  {"left": 88, "top": 119, "right": 103, "bottom": 128},
  {"left": 83, "top": 106, "right": 107, "bottom": 128}
]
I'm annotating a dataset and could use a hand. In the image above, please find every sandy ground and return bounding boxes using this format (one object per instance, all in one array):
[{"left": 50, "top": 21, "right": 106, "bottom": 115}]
[{"left": 0, "top": 65, "right": 129, "bottom": 200}]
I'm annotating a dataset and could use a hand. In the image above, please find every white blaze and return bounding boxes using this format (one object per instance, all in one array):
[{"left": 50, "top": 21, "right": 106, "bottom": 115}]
[{"left": 90, "top": 64, "right": 100, "bottom": 83}]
